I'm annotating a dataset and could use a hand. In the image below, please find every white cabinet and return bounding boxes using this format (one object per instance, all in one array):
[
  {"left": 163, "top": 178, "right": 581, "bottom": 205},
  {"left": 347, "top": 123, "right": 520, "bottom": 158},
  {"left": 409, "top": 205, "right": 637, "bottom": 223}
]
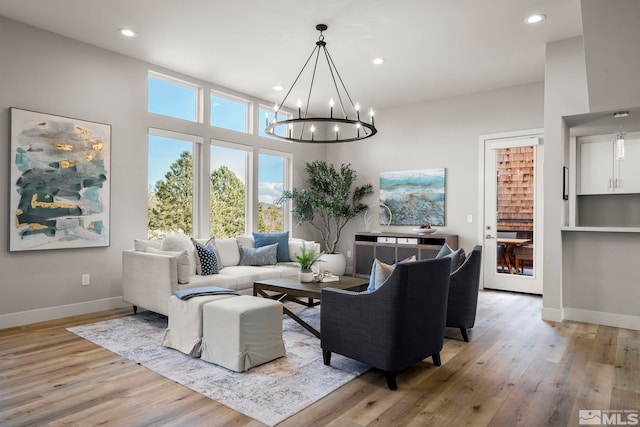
[{"left": 578, "top": 135, "right": 640, "bottom": 195}]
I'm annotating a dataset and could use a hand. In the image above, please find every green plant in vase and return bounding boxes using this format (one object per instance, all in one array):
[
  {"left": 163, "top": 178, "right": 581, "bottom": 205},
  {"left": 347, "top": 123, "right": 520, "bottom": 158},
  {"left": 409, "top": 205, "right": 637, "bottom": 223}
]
[{"left": 295, "top": 245, "right": 324, "bottom": 282}]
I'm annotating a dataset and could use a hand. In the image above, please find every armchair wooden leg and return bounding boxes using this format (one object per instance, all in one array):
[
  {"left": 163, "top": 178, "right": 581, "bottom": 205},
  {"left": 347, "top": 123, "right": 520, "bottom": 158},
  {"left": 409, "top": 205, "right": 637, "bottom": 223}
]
[
  {"left": 322, "top": 350, "right": 332, "bottom": 366},
  {"left": 133, "top": 305, "right": 138, "bottom": 315},
  {"left": 460, "top": 328, "right": 469, "bottom": 342},
  {"left": 384, "top": 372, "right": 398, "bottom": 390},
  {"left": 432, "top": 352, "right": 441, "bottom": 366}
]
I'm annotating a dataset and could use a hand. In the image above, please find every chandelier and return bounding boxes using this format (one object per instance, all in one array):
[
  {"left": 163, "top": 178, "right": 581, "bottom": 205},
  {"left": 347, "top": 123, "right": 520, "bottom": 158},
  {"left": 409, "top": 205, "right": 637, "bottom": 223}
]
[{"left": 265, "top": 24, "right": 378, "bottom": 143}]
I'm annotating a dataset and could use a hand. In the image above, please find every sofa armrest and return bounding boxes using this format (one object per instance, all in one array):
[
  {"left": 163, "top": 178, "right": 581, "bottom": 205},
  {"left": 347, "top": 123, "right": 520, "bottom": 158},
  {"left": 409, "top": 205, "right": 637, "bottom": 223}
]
[{"left": 122, "top": 250, "right": 178, "bottom": 316}]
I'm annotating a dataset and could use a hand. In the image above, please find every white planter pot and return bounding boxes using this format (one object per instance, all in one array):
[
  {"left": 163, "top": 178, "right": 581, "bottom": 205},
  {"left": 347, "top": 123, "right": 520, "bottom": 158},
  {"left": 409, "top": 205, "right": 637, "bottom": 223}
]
[
  {"left": 319, "top": 253, "right": 347, "bottom": 276},
  {"left": 298, "top": 269, "right": 315, "bottom": 283}
]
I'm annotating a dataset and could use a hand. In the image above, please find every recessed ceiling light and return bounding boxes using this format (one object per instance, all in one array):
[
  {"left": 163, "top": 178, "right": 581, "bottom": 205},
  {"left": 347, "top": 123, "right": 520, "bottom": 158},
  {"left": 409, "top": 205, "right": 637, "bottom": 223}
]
[
  {"left": 272, "top": 85, "right": 284, "bottom": 91},
  {"left": 372, "top": 58, "right": 384, "bottom": 65},
  {"left": 613, "top": 111, "right": 630, "bottom": 118},
  {"left": 525, "top": 14, "right": 546, "bottom": 24},
  {"left": 118, "top": 28, "right": 137, "bottom": 37}
]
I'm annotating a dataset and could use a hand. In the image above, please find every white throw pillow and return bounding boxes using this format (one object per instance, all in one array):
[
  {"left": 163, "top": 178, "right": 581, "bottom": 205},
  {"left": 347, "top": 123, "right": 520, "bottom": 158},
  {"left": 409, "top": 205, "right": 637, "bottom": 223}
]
[
  {"left": 213, "top": 237, "right": 241, "bottom": 267},
  {"left": 146, "top": 247, "right": 191, "bottom": 284},
  {"left": 235, "top": 235, "right": 255, "bottom": 249},
  {"left": 288, "top": 239, "right": 317, "bottom": 261},
  {"left": 134, "top": 239, "right": 162, "bottom": 252},
  {"left": 162, "top": 232, "right": 196, "bottom": 274}
]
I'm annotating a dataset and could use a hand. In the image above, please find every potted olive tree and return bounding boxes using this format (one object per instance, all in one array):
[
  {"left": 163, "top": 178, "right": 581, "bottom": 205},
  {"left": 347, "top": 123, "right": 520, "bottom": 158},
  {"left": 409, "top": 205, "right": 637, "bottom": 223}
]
[{"left": 277, "top": 161, "right": 372, "bottom": 275}]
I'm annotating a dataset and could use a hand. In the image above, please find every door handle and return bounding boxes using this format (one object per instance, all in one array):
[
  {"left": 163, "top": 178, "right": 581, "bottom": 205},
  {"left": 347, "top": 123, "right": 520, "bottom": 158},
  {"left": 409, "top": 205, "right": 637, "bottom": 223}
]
[{"left": 485, "top": 235, "right": 495, "bottom": 239}]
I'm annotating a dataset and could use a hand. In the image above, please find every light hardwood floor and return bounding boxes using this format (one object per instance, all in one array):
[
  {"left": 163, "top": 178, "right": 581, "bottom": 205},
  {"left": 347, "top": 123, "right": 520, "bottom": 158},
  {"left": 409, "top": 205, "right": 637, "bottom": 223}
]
[{"left": 1, "top": 290, "right": 638, "bottom": 426}]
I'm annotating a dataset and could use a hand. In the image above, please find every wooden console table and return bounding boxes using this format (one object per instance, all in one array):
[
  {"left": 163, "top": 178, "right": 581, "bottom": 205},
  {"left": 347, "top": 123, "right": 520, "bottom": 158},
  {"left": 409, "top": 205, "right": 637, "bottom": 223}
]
[{"left": 352, "top": 232, "right": 458, "bottom": 278}]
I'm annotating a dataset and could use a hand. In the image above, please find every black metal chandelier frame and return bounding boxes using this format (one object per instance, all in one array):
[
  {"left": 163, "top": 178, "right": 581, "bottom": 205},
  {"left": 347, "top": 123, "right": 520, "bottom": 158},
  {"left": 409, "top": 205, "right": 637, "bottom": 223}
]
[{"left": 265, "top": 24, "right": 377, "bottom": 143}]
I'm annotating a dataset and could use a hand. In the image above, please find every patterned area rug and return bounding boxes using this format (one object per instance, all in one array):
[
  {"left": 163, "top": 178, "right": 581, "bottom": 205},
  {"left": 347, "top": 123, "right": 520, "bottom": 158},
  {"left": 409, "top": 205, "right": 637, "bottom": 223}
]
[{"left": 67, "top": 304, "right": 369, "bottom": 426}]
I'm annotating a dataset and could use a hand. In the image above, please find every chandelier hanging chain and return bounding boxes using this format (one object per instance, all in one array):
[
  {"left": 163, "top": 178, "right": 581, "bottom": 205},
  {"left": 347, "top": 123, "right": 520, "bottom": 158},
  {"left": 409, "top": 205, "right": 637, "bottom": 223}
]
[
  {"left": 265, "top": 24, "right": 377, "bottom": 143},
  {"left": 322, "top": 44, "right": 356, "bottom": 119}
]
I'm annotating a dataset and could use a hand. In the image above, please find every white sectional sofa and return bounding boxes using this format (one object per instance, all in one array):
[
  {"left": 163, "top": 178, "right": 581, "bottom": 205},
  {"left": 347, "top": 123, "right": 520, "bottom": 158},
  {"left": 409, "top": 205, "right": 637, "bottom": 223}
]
[{"left": 122, "top": 232, "right": 320, "bottom": 316}]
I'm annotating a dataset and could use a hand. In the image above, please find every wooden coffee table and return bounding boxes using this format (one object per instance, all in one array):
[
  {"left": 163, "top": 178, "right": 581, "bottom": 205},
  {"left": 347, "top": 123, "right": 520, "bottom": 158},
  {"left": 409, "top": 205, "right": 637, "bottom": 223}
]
[{"left": 253, "top": 276, "right": 369, "bottom": 338}]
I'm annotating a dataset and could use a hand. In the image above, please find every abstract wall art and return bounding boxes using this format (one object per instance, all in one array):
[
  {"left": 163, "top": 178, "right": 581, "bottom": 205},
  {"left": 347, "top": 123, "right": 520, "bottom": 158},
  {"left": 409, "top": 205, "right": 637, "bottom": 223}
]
[
  {"left": 10, "top": 108, "right": 111, "bottom": 251},
  {"left": 380, "top": 168, "right": 446, "bottom": 226}
]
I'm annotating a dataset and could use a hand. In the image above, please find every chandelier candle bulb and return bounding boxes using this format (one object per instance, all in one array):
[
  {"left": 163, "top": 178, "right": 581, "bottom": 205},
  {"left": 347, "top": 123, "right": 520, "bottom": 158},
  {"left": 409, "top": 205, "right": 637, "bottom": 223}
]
[
  {"left": 355, "top": 104, "right": 360, "bottom": 120},
  {"left": 329, "top": 98, "right": 334, "bottom": 118},
  {"left": 297, "top": 99, "right": 302, "bottom": 118}
]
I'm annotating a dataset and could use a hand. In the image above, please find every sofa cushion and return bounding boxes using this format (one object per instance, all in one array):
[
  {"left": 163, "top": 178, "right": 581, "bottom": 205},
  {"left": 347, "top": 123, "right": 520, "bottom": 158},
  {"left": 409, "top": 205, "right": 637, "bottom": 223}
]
[
  {"left": 239, "top": 243, "right": 278, "bottom": 266},
  {"left": 180, "top": 274, "right": 240, "bottom": 290},
  {"left": 194, "top": 244, "right": 220, "bottom": 275},
  {"left": 163, "top": 232, "right": 197, "bottom": 274},
  {"left": 219, "top": 265, "right": 282, "bottom": 289},
  {"left": 213, "top": 237, "right": 241, "bottom": 267},
  {"left": 253, "top": 232, "right": 289, "bottom": 262},
  {"left": 146, "top": 247, "right": 191, "bottom": 284}
]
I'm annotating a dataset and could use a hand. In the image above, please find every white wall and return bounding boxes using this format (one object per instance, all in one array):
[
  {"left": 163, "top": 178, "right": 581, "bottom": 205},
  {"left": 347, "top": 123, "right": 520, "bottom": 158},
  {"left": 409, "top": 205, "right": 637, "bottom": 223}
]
[
  {"left": 542, "top": 36, "right": 590, "bottom": 321},
  {"left": 325, "top": 82, "right": 545, "bottom": 263},
  {"left": 0, "top": 17, "right": 324, "bottom": 328},
  {"left": 582, "top": 0, "right": 640, "bottom": 112},
  {"left": 545, "top": 27, "right": 640, "bottom": 328}
]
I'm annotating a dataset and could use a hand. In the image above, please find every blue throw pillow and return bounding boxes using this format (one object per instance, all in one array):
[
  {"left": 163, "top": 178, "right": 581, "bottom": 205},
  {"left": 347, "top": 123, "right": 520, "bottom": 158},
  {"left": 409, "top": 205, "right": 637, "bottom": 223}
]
[
  {"left": 194, "top": 244, "right": 220, "bottom": 275},
  {"left": 366, "top": 255, "right": 416, "bottom": 292},
  {"left": 435, "top": 243, "right": 453, "bottom": 259},
  {"left": 443, "top": 248, "right": 463, "bottom": 273},
  {"left": 253, "top": 232, "right": 289, "bottom": 263},
  {"left": 239, "top": 243, "right": 278, "bottom": 266}
]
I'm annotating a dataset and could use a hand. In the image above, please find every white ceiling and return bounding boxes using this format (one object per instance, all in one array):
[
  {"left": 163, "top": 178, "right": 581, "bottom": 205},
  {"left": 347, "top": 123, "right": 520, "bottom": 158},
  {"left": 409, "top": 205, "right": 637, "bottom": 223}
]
[{"left": 0, "top": 0, "right": 583, "bottom": 113}]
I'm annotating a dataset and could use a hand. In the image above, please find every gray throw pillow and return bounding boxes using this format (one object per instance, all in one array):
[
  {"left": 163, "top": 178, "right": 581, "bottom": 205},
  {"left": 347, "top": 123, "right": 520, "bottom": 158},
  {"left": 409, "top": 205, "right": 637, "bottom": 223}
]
[{"left": 239, "top": 243, "right": 278, "bottom": 266}]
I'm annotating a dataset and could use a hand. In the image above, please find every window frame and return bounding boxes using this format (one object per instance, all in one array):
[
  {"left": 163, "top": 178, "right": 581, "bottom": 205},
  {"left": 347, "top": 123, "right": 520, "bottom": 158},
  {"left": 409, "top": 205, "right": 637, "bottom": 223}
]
[
  {"left": 147, "top": 69, "right": 297, "bottom": 240},
  {"left": 148, "top": 127, "right": 203, "bottom": 237},
  {"left": 209, "top": 139, "right": 254, "bottom": 236},
  {"left": 210, "top": 90, "right": 251, "bottom": 134},
  {"left": 148, "top": 71, "right": 203, "bottom": 123},
  {"left": 258, "top": 148, "right": 293, "bottom": 232}
]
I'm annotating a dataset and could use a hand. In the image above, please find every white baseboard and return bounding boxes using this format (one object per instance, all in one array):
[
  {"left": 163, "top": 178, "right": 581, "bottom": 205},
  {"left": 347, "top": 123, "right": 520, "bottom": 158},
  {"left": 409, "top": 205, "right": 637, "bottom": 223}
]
[
  {"left": 563, "top": 307, "right": 640, "bottom": 331},
  {"left": 541, "top": 307, "right": 564, "bottom": 322},
  {"left": 0, "top": 297, "right": 130, "bottom": 329}
]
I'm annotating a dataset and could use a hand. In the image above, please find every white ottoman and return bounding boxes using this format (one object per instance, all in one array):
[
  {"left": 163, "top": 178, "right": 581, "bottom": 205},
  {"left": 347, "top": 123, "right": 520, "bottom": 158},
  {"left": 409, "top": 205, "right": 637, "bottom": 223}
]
[
  {"left": 201, "top": 295, "right": 285, "bottom": 372},
  {"left": 162, "top": 294, "right": 237, "bottom": 357}
]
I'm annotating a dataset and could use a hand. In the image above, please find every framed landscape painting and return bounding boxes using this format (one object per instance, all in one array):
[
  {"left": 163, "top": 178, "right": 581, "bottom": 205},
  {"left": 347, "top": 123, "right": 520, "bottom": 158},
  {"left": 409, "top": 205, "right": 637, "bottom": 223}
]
[
  {"left": 380, "top": 168, "right": 446, "bottom": 226},
  {"left": 9, "top": 108, "right": 111, "bottom": 251}
]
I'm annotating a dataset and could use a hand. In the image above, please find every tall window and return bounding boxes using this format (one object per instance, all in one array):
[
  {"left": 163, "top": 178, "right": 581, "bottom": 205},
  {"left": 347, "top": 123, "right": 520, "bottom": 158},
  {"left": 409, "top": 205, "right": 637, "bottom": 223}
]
[
  {"left": 210, "top": 143, "right": 250, "bottom": 237},
  {"left": 211, "top": 92, "right": 249, "bottom": 133},
  {"left": 147, "top": 130, "right": 200, "bottom": 238},
  {"left": 148, "top": 73, "right": 200, "bottom": 122},
  {"left": 147, "top": 71, "right": 293, "bottom": 239},
  {"left": 258, "top": 152, "right": 289, "bottom": 232}
]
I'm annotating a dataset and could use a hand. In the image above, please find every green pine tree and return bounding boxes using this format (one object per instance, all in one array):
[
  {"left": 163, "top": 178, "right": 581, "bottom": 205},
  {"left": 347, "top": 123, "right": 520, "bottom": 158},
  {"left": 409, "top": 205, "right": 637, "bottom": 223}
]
[
  {"left": 209, "top": 165, "right": 245, "bottom": 237},
  {"left": 148, "top": 151, "right": 193, "bottom": 237}
]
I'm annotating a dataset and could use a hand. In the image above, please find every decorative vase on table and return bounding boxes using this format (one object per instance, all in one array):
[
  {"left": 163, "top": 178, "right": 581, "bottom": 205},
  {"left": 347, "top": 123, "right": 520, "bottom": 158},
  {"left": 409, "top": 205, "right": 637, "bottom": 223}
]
[
  {"left": 319, "top": 253, "right": 347, "bottom": 276},
  {"left": 299, "top": 268, "right": 315, "bottom": 283}
]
